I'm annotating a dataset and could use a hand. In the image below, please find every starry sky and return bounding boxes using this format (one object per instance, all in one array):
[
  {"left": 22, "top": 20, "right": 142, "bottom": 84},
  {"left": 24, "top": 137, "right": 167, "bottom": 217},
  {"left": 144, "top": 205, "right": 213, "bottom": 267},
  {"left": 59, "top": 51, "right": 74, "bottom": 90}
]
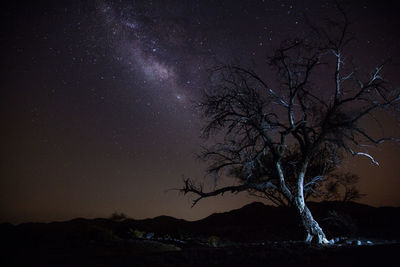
[{"left": 1, "top": 0, "right": 400, "bottom": 224}]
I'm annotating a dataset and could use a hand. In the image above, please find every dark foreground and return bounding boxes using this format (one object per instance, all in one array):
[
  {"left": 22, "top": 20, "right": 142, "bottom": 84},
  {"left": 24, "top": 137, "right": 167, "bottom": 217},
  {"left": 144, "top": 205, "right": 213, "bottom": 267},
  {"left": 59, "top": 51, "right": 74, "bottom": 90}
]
[
  {"left": 3, "top": 202, "right": 400, "bottom": 266},
  {"left": 5, "top": 241, "right": 400, "bottom": 266}
]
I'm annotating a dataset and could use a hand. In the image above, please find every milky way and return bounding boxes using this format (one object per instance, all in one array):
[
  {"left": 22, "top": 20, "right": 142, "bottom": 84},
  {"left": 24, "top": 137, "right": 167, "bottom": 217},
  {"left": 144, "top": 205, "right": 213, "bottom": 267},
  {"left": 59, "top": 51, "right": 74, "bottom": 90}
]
[
  {"left": 94, "top": 0, "right": 209, "bottom": 107},
  {"left": 1, "top": 0, "right": 400, "bottom": 224}
]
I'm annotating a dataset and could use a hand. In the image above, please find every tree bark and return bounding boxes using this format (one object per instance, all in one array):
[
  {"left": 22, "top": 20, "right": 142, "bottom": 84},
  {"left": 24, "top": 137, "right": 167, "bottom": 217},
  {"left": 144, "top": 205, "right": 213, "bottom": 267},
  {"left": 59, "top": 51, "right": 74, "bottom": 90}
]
[
  {"left": 294, "top": 163, "right": 329, "bottom": 244},
  {"left": 295, "top": 199, "right": 329, "bottom": 244}
]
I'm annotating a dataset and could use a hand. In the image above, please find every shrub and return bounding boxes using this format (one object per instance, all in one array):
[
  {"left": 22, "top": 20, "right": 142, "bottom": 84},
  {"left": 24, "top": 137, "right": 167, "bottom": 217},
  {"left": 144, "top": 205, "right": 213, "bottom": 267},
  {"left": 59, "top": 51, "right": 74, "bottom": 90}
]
[
  {"left": 129, "top": 228, "right": 145, "bottom": 238},
  {"left": 110, "top": 212, "right": 128, "bottom": 221},
  {"left": 207, "top": 235, "right": 220, "bottom": 247},
  {"left": 322, "top": 210, "right": 358, "bottom": 238}
]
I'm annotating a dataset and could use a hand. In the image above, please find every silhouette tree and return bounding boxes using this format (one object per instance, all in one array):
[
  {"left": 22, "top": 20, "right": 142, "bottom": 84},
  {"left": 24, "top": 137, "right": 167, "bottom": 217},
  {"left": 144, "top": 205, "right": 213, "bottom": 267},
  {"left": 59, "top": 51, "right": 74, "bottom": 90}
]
[
  {"left": 180, "top": 5, "right": 399, "bottom": 244},
  {"left": 322, "top": 172, "right": 366, "bottom": 202}
]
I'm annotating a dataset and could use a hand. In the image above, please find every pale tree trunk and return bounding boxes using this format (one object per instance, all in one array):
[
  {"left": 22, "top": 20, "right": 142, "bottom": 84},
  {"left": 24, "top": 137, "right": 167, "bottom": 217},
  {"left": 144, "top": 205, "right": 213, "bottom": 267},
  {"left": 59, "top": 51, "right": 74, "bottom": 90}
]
[
  {"left": 296, "top": 167, "right": 329, "bottom": 244},
  {"left": 296, "top": 201, "right": 329, "bottom": 244},
  {"left": 277, "top": 161, "right": 329, "bottom": 244}
]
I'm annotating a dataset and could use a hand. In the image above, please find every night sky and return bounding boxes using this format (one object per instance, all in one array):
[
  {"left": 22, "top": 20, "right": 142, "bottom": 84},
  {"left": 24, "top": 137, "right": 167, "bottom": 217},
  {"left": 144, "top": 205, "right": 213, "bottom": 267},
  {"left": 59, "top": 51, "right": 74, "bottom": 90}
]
[{"left": 2, "top": 0, "right": 400, "bottom": 224}]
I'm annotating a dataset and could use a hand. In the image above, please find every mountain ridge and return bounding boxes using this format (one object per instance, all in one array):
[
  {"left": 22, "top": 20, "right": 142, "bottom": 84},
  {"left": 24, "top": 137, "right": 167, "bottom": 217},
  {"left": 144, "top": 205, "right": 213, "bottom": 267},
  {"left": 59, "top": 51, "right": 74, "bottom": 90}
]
[{"left": 2, "top": 201, "right": 399, "bottom": 244}]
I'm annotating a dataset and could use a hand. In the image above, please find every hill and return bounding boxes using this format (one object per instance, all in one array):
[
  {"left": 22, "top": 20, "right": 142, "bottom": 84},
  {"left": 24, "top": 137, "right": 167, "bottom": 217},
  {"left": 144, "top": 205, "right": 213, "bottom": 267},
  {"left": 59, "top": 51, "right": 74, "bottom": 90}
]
[
  {"left": 3, "top": 201, "right": 400, "bottom": 243},
  {"left": 2, "top": 201, "right": 400, "bottom": 266}
]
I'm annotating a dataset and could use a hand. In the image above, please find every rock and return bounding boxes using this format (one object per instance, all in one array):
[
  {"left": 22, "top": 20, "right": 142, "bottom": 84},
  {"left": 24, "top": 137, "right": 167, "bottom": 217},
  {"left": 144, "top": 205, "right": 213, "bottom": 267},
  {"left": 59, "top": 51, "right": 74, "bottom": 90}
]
[{"left": 145, "top": 232, "right": 154, "bottom": 239}]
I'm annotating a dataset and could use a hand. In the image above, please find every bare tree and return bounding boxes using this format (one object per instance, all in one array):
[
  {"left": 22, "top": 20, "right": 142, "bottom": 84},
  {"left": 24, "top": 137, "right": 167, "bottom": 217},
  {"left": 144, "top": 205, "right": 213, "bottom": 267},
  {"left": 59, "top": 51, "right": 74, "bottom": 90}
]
[
  {"left": 231, "top": 145, "right": 364, "bottom": 206},
  {"left": 180, "top": 6, "right": 400, "bottom": 244},
  {"left": 230, "top": 144, "right": 341, "bottom": 207},
  {"left": 323, "top": 172, "right": 366, "bottom": 202}
]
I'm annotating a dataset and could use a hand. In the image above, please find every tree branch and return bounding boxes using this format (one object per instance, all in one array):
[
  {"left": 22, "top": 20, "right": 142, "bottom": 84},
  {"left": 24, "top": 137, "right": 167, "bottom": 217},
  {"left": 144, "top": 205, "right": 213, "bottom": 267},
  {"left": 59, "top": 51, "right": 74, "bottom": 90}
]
[{"left": 180, "top": 178, "right": 276, "bottom": 207}]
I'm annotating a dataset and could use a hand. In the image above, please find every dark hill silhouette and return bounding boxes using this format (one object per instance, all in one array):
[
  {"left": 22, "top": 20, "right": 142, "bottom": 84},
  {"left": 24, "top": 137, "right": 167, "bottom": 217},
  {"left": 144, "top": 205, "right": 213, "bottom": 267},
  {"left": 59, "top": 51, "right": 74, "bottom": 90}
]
[
  {"left": 2, "top": 201, "right": 400, "bottom": 245},
  {"left": 190, "top": 202, "right": 301, "bottom": 241},
  {"left": 307, "top": 201, "right": 400, "bottom": 240},
  {"left": 3, "top": 202, "right": 400, "bottom": 266},
  {"left": 136, "top": 215, "right": 188, "bottom": 232}
]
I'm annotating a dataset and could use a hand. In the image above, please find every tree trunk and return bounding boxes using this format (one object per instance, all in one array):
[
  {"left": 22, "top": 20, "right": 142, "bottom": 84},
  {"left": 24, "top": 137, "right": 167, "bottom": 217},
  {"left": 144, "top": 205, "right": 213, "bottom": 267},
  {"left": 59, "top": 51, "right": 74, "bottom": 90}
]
[
  {"left": 295, "top": 200, "right": 329, "bottom": 244},
  {"left": 295, "top": 164, "right": 329, "bottom": 244}
]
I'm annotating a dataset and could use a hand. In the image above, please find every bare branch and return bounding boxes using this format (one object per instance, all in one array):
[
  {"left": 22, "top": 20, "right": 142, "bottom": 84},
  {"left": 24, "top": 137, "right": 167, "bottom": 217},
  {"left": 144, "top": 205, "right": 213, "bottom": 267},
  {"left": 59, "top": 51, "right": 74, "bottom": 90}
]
[
  {"left": 180, "top": 178, "right": 276, "bottom": 207},
  {"left": 352, "top": 151, "right": 379, "bottom": 166},
  {"left": 179, "top": 3, "right": 399, "bottom": 244}
]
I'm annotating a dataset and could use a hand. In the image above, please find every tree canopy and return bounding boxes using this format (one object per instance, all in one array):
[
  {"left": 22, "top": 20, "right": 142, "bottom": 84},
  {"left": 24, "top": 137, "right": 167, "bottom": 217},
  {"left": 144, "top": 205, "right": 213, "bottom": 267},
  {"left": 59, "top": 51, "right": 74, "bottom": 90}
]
[{"left": 180, "top": 4, "right": 400, "bottom": 243}]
